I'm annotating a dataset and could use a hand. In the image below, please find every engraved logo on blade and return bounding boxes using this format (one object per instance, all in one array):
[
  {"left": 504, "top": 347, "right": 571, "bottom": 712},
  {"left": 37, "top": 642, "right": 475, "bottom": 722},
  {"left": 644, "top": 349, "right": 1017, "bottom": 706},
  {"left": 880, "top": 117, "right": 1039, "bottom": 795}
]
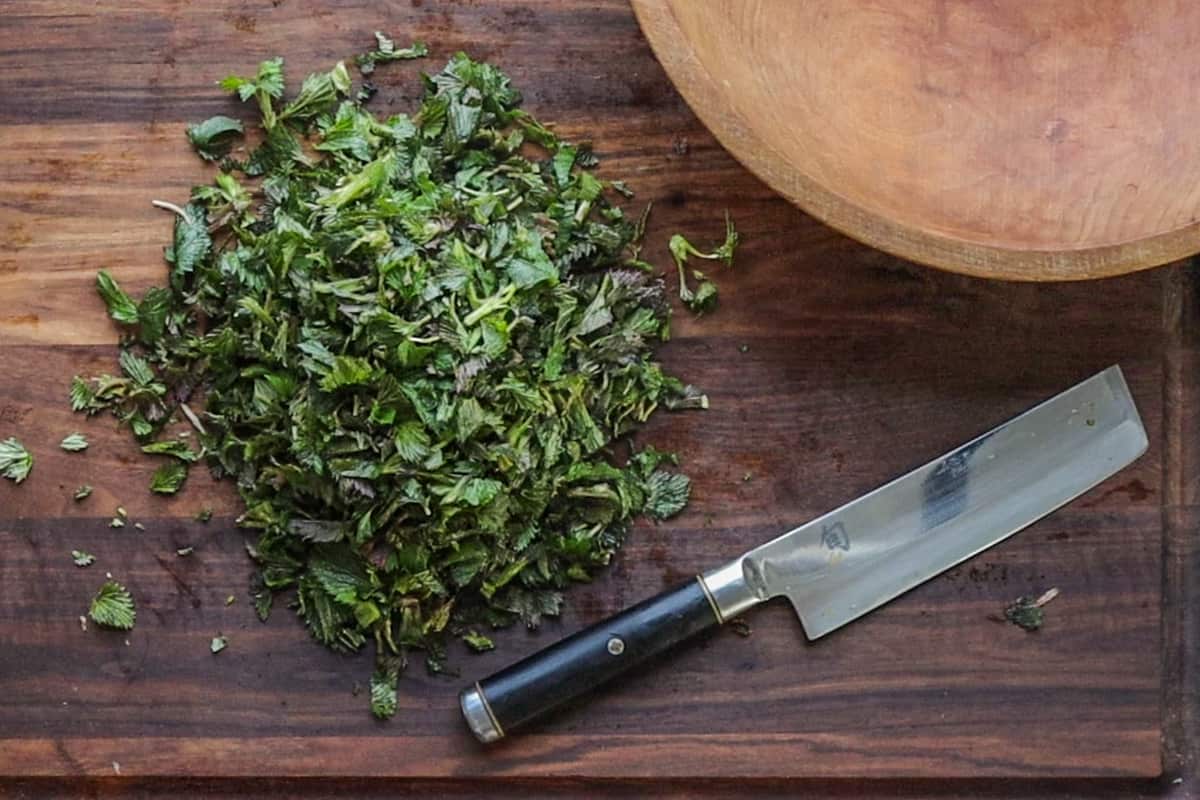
[{"left": 821, "top": 521, "right": 850, "bottom": 551}]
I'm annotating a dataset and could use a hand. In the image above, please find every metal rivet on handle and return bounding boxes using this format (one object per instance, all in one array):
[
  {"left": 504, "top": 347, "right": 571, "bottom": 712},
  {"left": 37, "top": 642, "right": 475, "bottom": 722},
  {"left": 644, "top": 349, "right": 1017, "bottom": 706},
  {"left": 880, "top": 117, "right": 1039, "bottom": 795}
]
[{"left": 606, "top": 636, "right": 625, "bottom": 655}]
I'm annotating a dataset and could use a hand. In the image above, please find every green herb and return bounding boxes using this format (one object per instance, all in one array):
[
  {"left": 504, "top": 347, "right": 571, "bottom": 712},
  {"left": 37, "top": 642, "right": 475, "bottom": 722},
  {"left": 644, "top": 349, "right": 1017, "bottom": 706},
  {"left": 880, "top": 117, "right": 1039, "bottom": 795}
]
[
  {"left": 96, "top": 270, "right": 139, "bottom": 325},
  {"left": 73, "top": 42, "right": 718, "bottom": 719},
  {"left": 116, "top": 506, "right": 127, "bottom": 519},
  {"left": 195, "top": 508, "right": 213, "bottom": 523},
  {"left": 0, "top": 438, "right": 33, "bottom": 483},
  {"left": 60, "top": 433, "right": 89, "bottom": 452},
  {"left": 669, "top": 213, "right": 738, "bottom": 313},
  {"left": 89, "top": 580, "right": 136, "bottom": 630},
  {"left": 369, "top": 657, "right": 403, "bottom": 719},
  {"left": 74, "top": 485, "right": 93, "bottom": 500},
  {"left": 225, "top": 595, "right": 236, "bottom": 606},
  {"left": 462, "top": 630, "right": 494, "bottom": 652},
  {"left": 355, "top": 32, "right": 428, "bottom": 75},
  {"left": 187, "top": 115, "right": 245, "bottom": 161},
  {"left": 72, "top": 550, "right": 96, "bottom": 567},
  {"left": 141, "top": 440, "right": 200, "bottom": 462},
  {"left": 109, "top": 517, "right": 125, "bottom": 528},
  {"left": 150, "top": 461, "right": 188, "bottom": 494},
  {"left": 210, "top": 635, "right": 228, "bottom": 654},
  {"left": 1003, "top": 587, "right": 1059, "bottom": 632}
]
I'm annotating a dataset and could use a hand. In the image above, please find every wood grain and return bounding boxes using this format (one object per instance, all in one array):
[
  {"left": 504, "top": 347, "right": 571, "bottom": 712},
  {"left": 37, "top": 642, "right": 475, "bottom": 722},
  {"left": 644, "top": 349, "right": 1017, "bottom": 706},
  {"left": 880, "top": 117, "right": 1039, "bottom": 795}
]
[
  {"left": 632, "top": 0, "right": 1200, "bottom": 281},
  {"left": 0, "top": 0, "right": 1191, "bottom": 794}
]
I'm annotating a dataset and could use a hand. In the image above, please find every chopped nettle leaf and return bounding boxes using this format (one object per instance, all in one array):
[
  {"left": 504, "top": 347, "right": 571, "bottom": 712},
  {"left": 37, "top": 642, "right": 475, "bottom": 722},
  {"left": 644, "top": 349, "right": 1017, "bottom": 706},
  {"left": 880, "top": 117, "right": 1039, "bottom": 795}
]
[
  {"left": 644, "top": 470, "right": 691, "bottom": 520},
  {"left": 211, "top": 635, "right": 228, "bottom": 654},
  {"left": 195, "top": 508, "right": 213, "bottom": 523},
  {"left": 109, "top": 517, "right": 124, "bottom": 528},
  {"left": 186, "top": 115, "right": 245, "bottom": 161},
  {"left": 462, "top": 631, "right": 495, "bottom": 652},
  {"left": 116, "top": 506, "right": 127, "bottom": 519},
  {"left": 1003, "top": 587, "right": 1059, "bottom": 632},
  {"left": 150, "top": 461, "right": 188, "bottom": 494},
  {"left": 225, "top": 595, "right": 236, "bottom": 606},
  {"left": 88, "top": 580, "right": 136, "bottom": 630},
  {"left": 369, "top": 659, "right": 402, "bottom": 719},
  {"left": 74, "top": 485, "right": 93, "bottom": 501},
  {"left": 355, "top": 32, "right": 428, "bottom": 75},
  {"left": 669, "top": 214, "right": 739, "bottom": 314},
  {"left": 0, "top": 438, "right": 33, "bottom": 483},
  {"left": 141, "top": 439, "right": 199, "bottom": 462},
  {"left": 60, "top": 433, "right": 89, "bottom": 452},
  {"left": 72, "top": 550, "right": 96, "bottom": 568},
  {"left": 96, "top": 270, "right": 139, "bottom": 325},
  {"left": 71, "top": 42, "right": 726, "bottom": 718}
]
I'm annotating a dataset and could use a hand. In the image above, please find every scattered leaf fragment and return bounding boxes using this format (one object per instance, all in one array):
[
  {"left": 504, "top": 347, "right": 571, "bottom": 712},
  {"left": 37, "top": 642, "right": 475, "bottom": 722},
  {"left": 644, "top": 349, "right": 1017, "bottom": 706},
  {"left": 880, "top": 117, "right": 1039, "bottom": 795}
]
[
  {"left": 149, "top": 461, "right": 188, "bottom": 494},
  {"left": 74, "top": 485, "right": 93, "bottom": 501},
  {"left": 88, "top": 580, "right": 136, "bottom": 630},
  {"left": 1003, "top": 587, "right": 1060, "bottom": 632},
  {"left": 0, "top": 438, "right": 33, "bottom": 483},
  {"left": 60, "top": 433, "right": 89, "bottom": 452},
  {"left": 72, "top": 550, "right": 96, "bottom": 568},
  {"left": 210, "top": 635, "right": 228, "bottom": 654},
  {"left": 186, "top": 115, "right": 245, "bottom": 161},
  {"left": 462, "top": 631, "right": 495, "bottom": 652},
  {"left": 369, "top": 659, "right": 402, "bottom": 720},
  {"left": 729, "top": 617, "right": 753, "bottom": 637}
]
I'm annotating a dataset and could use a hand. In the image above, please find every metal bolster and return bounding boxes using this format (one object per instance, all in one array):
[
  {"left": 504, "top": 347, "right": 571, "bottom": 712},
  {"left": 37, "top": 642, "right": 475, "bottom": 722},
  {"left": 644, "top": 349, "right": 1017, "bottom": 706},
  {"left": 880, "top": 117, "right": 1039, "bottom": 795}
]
[
  {"left": 459, "top": 683, "right": 504, "bottom": 743},
  {"left": 698, "top": 558, "right": 761, "bottom": 623}
]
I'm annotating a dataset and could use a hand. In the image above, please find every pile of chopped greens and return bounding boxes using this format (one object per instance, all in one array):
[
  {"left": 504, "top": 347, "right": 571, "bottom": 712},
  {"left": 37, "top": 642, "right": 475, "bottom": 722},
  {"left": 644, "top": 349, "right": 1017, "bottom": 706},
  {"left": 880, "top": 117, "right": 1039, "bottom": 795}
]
[{"left": 70, "top": 39, "right": 733, "bottom": 717}]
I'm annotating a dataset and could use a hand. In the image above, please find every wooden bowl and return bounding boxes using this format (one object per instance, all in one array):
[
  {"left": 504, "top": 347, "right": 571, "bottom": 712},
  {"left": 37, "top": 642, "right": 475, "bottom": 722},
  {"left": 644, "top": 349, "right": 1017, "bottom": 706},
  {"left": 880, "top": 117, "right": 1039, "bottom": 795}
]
[{"left": 632, "top": 0, "right": 1200, "bottom": 280}]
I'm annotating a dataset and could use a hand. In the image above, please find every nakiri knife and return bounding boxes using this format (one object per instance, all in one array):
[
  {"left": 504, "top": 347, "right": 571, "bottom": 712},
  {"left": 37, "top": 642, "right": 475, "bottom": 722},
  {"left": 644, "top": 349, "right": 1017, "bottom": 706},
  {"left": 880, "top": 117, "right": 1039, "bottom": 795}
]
[{"left": 459, "top": 365, "right": 1147, "bottom": 743}]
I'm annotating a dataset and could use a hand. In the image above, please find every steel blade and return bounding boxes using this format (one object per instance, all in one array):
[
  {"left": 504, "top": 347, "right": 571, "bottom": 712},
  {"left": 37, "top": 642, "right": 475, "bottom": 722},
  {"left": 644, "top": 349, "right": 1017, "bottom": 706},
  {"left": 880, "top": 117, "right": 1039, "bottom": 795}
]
[{"left": 738, "top": 366, "right": 1147, "bottom": 639}]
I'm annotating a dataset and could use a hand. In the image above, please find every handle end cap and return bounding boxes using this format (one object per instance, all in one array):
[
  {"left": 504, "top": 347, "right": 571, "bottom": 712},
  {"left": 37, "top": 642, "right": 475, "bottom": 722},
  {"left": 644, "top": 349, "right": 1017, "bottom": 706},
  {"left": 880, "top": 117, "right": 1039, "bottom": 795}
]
[{"left": 460, "top": 684, "right": 504, "bottom": 743}]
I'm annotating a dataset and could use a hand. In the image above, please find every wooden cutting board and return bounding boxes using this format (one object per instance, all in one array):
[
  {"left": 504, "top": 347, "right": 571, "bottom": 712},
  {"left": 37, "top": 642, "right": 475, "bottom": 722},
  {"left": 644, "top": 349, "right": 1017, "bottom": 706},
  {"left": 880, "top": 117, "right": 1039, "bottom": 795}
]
[{"left": 0, "top": 0, "right": 1192, "bottom": 793}]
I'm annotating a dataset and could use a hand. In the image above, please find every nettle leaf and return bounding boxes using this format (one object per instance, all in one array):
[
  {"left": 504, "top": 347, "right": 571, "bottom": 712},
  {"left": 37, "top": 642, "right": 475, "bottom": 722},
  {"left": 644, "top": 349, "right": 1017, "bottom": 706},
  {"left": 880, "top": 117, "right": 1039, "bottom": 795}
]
[
  {"left": 137, "top": 286, "right": 172, "bottom": 344},
  {"left": 356, "top": 32, "right": 427, "bottom": 75},
  {"left": 167, "top": 203, "right": 211, "bottom": 288},
  {"left": 119, "top": 349, "right": 155, "bottom": 386},
  {"left": 141, "top": 439, "right": 199, "bottom": 462},
  {"left": 96, "top": 270, "right": 139, "bottom": 324},
  {"left": 89, "top": 580, "right": 136, "bottom": 630},
  {"left": 0, "top": 438, "right": 33, "bottom": 483},
  {"left": 369, "top": 666, "right": 399, "bottom": 719},
  {"left": 644, "top": 470, "right": 691, "bottom": 520},
  {"left": 73, "top": 47, "right": 734, "bottom": 720},
  {"left": 319, "top": 355, "right": 374, "bottom": 391},
  {"left": 150, "top": 461, "right": 188, "bottom": 494},
  {"left": 187, "top": 115, "right": 245, "bottom": 161},
  {"left": 69, "top": 376, "right": 96, "bottom": 412},
  {"left": 60, "top": 433, "right": 89, "bottom": 452}
]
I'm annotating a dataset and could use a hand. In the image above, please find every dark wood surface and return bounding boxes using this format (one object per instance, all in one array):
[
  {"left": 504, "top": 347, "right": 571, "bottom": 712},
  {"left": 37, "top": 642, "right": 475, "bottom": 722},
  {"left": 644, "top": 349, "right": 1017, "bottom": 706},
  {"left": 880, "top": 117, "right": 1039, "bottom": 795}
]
[{"left": 0, "top": 1, "right": 1195, "bottom": 796}]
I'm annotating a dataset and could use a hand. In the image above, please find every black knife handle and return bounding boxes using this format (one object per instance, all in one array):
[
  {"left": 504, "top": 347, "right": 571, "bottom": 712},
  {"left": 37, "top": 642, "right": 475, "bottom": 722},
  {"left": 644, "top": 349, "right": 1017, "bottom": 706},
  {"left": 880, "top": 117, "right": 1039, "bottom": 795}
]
[{"left": 460, "top": 578, "right": 721, "bottom": 742}]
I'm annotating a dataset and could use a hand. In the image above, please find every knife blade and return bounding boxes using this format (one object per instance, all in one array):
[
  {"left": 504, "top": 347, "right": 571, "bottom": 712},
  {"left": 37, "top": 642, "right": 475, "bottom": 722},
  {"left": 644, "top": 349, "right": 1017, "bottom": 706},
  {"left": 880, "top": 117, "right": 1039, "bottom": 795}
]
[{"left": 460, "top": 365, "right": 1147, "bottom": 743}]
